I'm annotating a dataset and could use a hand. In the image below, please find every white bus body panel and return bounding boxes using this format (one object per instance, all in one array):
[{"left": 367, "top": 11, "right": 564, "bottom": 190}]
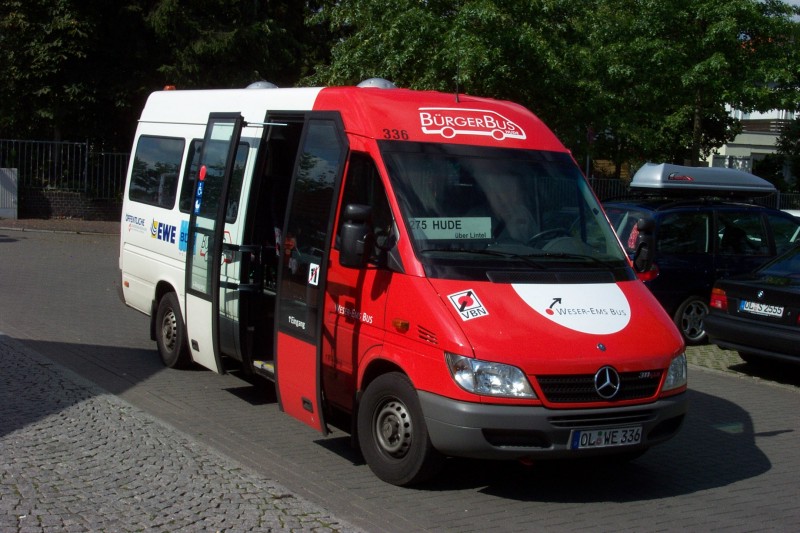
[
  {"left": 138, "top": 87, "right": 323, "bottom": 125},
  {"left": 119, "top": 87, "right": 322, "bottom": 371}
]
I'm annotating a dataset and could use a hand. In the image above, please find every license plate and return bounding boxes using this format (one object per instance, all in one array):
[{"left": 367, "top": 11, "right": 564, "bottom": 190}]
[
  {"left": 739, "top": 300, "right": 784, "bottom": 318},
  {"left": 570, "top": 426, "right": 642, "bottom": 449}
]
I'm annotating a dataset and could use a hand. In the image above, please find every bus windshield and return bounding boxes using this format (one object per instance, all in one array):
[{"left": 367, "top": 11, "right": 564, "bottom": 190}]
[{"left": 380, "top": 141, "right": 629, "bottom": 276}]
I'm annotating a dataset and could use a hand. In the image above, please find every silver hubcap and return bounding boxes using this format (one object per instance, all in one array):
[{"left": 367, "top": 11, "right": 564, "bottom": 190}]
[
  {"left": 374, "top": 399, "right": 412, "bottom": 458},
  {"left": 681, "top": 301, "right": 708, "bottom": 341},
  {"left": 161, "top": 309, "right": 178, "bottom": 352}
]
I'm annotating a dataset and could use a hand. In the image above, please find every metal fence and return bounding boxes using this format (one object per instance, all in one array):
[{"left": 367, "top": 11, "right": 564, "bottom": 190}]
[
  {"left": 1, "top": 138, "right": 798, "bottom": 210},
  {"left": 0, "top": 139, "right": 129, "bottom": 200}
]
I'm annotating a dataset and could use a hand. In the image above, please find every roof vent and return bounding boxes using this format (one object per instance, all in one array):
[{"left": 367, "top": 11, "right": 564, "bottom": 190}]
[
  {"left": 357, "top": 78, "right": 397, "bottom": 89},
  {"left": 246, "top": 80, "right": 278, "bottom": 89}
]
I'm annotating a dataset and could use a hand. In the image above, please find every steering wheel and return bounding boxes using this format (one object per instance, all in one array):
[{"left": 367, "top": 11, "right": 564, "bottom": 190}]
[{"left": 527, "top": 228, "right": 570, "bottom": 247}]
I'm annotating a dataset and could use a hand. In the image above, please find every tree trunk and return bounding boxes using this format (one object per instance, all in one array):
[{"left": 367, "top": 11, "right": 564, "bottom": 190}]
[{"left": 690, "top": 90, "right": 703, "bottom": 167}]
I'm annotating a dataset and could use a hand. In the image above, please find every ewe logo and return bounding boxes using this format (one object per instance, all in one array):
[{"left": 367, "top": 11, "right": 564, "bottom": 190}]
[
  {"left": 151, "top": 220, "right": 177, "bottom": 244},
  {"left": 419, "top": 107, "right": 526, "bottom": 141}
]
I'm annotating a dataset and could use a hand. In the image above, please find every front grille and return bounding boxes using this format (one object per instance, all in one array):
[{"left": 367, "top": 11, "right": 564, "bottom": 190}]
[
  {"left": 549, "top": 410, "right": 658, "bottom": 429},
  {"left": 536, "top": 370, "right": 662, "bottom": 403},
  {"left": 482, "top": 429, "right": 550, "bottom": 448}
]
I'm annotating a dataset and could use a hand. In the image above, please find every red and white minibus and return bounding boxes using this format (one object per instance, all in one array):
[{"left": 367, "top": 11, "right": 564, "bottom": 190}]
[{"left": 119, "top": 79, "right": 687, "bottom": 485}]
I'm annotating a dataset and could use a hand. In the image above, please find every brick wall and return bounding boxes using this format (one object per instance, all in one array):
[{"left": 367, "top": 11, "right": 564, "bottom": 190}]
[{"left": 20, "top": 188, "right": 121, "bottom": 221}]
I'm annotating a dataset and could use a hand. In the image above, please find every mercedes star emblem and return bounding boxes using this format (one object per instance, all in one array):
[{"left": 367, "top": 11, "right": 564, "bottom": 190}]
[{"left": 594, "top": 366, "right": 621, "bottom": 400}]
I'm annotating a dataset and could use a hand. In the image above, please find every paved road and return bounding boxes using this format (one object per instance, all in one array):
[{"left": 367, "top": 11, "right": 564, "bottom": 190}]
[
  {"left": 0, "top": 335, "right": 361, "bottom": 532},
  {"left": 1, "top": 226, "right": 800, "bottom": 532}
]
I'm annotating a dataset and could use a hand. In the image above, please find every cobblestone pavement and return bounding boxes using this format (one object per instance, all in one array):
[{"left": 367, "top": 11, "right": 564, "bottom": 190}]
[
  {"left": 2, "top": 218, "right": 798, "bottom": 532},
  {"left": 0, "top": 335, "right": 363, "bottom": 533},
  {"left": 686, "top": 340, "right": 800, "bottom": 390}
]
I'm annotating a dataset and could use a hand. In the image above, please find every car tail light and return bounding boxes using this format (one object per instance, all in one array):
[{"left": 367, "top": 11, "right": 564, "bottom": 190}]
[
  {"left": 636, "top": 263, "right": 659, "bottom": 282},
  {"left": 710, "top": 287, "right": 728, "bottom": 311}
]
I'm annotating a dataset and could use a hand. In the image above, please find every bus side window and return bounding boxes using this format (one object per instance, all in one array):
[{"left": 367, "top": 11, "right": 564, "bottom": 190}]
[
  {"left": 128, "top": 135, "right": 185, "bottom": 209},
  {"left": 337, "top": 153, "right": 394, "bottom": 262}
]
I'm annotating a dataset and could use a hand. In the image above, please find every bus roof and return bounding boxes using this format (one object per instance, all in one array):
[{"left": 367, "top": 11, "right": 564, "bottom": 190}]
[
  {"left": 137, "top": 84, "right": 567, "bottom": 152},
  {"left": 138, "top": 86, "right": 323, "bottom": 125}
]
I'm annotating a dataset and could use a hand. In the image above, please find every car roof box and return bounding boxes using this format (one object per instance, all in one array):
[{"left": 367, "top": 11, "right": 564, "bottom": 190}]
[{"left": 630, "top": 163, "right": 776, "bottom": 197}]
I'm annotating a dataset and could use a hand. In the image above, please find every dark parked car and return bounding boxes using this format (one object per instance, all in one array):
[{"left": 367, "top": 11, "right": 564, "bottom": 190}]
[
  {"left": 604, "top": 163, "right": 800, "bottom": 344},
  {"left": 705, "top": 244, "right": 800, "bottom": 365}
]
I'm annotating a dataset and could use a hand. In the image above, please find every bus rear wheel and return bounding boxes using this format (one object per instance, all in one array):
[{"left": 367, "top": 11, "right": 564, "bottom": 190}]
[
  {"left": 155, "top": 292, "right": 191, "bottom": 369},
  {"left": 357, "top": 372, "right": 443, "bottom": 486}
]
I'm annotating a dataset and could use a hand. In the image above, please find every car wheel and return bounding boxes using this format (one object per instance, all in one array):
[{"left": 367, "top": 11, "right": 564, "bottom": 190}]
[
  {"left": 673, "top": 296, "right": 709, "bottom": 345},
  {"left": 155, "top": 292, "right": 191, "bottom": 369},
  {"left": 357, "top": 372, "right": 444, "bottom": 486}
]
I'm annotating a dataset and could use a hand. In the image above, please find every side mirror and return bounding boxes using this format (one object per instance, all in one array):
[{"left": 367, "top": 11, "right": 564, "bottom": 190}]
[
  {"left": 632, "top": 217, "right": 655, "bottom": 273},
  {"left": 339, "top": 204, "right": 375, "bottom": 268}
]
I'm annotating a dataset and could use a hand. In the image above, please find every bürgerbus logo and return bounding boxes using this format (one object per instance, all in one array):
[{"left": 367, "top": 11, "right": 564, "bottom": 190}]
[{"left": 419, "top": 107, "right": 526, "bottom": 141}]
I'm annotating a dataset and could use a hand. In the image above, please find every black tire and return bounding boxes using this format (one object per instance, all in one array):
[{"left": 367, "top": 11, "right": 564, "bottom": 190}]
[
  {"left": 357, "top": 373, "right": 444, "bottom": 486},
  {"left": 155, "top": 292, "right": 191, "bottom": 369},
  {"left": 673, "top": 296, "right": 709, "bottom": 345}
]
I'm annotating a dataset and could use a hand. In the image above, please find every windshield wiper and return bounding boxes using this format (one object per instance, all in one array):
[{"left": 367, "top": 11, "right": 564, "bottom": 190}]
[
  {"left": 525, "top": 251, "right": 620, "bottom": 269},
  {"left": 419, "top": 248, "right": 548, "bottom": 269}
]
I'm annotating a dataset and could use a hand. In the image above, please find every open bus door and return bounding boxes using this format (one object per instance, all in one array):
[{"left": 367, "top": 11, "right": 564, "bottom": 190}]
[
  {"left": 184, "top": 113, "right": 245, "bottom": 373},
  {"left": 274, "top": 113, "right": 348, "bottom": 432}
]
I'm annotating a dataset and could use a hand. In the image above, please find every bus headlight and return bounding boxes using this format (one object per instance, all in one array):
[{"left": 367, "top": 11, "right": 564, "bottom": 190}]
[
  {"left": 663, "top": 353, "right": 687, "bottom": 391},
  {"left": 445, "top": 352, "right": 537, "bottom": 398}
]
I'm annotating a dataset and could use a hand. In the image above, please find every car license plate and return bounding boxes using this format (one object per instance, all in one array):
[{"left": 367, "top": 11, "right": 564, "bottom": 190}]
[
  {"left": 739, "top": 300, "right": 784, "bottom": 318},
  {"left": 570, "top": 426, "right": 642, "bottom": 449}
]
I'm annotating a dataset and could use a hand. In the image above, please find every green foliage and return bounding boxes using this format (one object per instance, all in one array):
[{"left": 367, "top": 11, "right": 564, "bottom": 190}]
[
  {"left": 0, "top": 0, "right": 92, "bottom": 138},
  {"left": 0, "top": 1, "right": 330, "bottom": 148},
  {"left": 752, "top": 153, "right": 790, "bottom": 191},
  {"left": 776, "top": 118, "right": 800, "bottom": 187},
  {"left": 0, "top": 0, "right": 798, "bottom": 168},
  {"left": 311, "top": 0, "right": 800, "bottom": 169},
  {"left": 144, "top": 0, "right": 303, "bottom": 88}
]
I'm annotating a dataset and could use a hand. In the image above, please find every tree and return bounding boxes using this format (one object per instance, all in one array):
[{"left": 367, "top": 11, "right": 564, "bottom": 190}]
[
  {"left": 776, "top": 117, "right": 800, "bottom": 190},
  {"left": 572, "top": 0, "right": 800, "bottom": 170},
  {"left": 308, "top": 0, "right": 800, "bottom": 170},
  {"left": 143, "top": 0, "right": 328, "bottom": 89},
  {"left": 0, "top": 1, "right": 331, "bottom": 148},
  {"left": 307, "top": 1, "right": 581, "bottom": 115},
  {"left": 0, "top": 0, "right": 93, "bottom": 140}
]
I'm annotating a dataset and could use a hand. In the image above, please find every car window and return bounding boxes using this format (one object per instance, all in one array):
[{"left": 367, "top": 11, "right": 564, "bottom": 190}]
[
  {"left": 656, "top": 212, "right": 709, "bottom": 254},
  {"left": 766, "top": 213, "right": 800, "bottom": 254},
  {"left": 605, "top": 206, "right": 648, "bottom": 254},
  {"left": 760, "top": 245, "right": 800, "bottom": 280},
  {"left": 716, "top": 212, "right": 769, "bottom": 256}
]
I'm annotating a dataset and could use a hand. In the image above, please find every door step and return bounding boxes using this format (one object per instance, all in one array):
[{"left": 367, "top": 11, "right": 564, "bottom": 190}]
[{"left": 252, "top": 359, "right": 275, "bottom": 380}]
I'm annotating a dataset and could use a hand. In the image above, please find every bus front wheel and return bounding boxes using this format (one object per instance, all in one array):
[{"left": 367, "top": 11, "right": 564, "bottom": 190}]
[
  {"left": 155, "top": 292, "right": 191, "bottom": 369},
  {"left": 357, "top": 372, "right": 444, "bottom": 486}
]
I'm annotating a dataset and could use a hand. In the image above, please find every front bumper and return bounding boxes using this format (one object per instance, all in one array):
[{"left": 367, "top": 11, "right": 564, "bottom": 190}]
[
  {"left": 419, "top": 390, "right": 687, "bottom": 460},
  {"left": 706, "top": 313, "right": 800, "bottom": 363}
]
